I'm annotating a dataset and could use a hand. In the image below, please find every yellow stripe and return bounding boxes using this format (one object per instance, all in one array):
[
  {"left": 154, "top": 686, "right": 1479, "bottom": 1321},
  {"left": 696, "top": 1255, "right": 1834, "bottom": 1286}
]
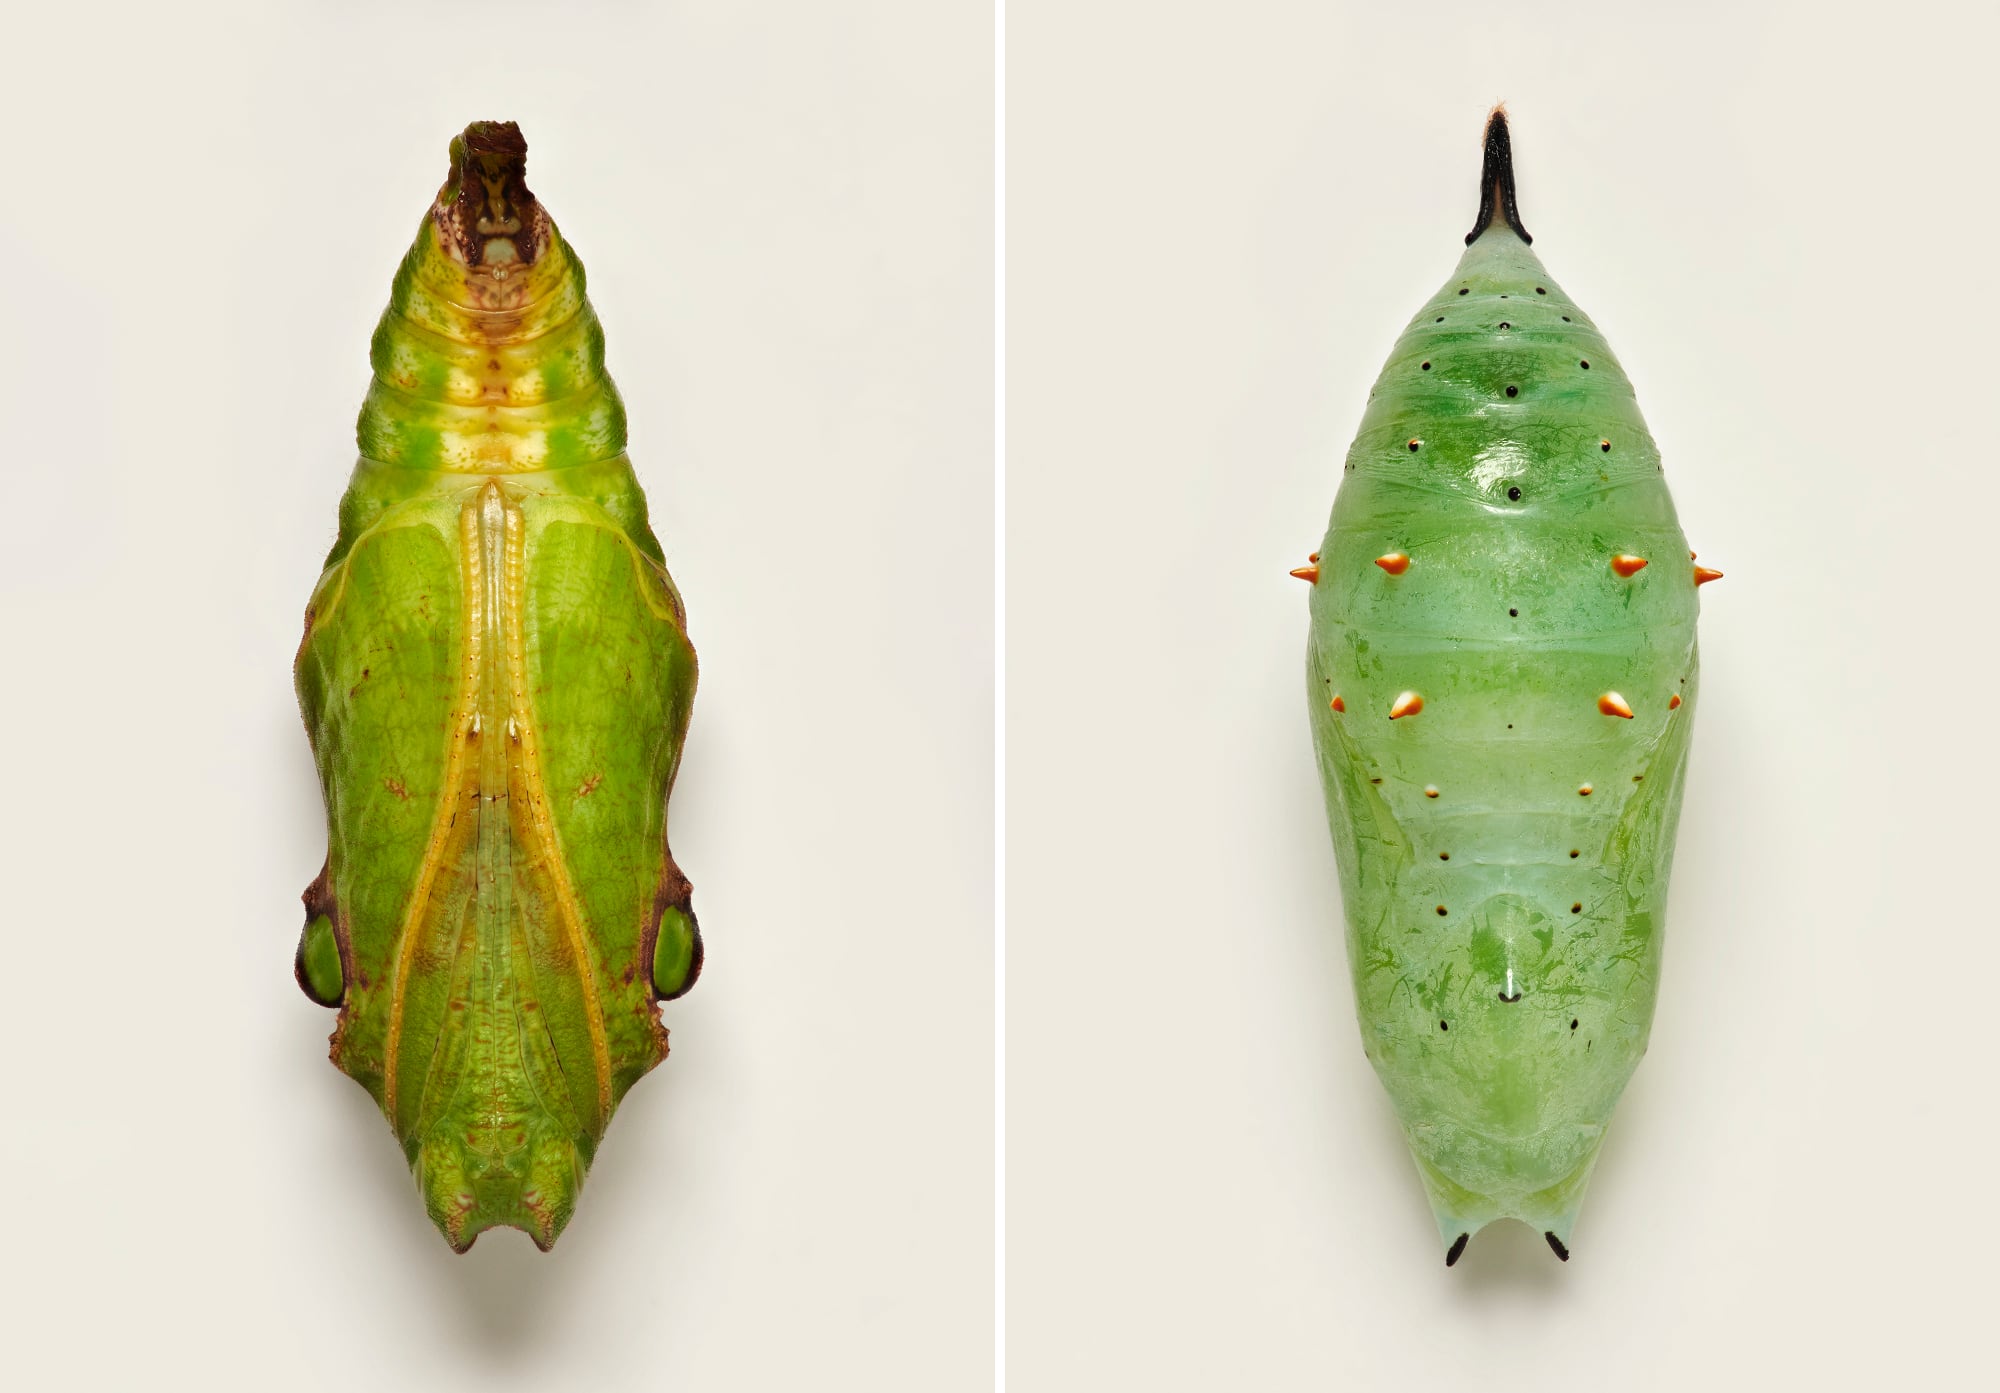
[{"left": 381, "top": 500, "right": 485, "bottom": 1125}]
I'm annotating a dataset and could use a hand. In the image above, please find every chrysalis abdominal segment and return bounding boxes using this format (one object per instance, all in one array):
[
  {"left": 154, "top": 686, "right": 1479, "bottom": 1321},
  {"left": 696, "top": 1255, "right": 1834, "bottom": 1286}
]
[
  {"left": 1300, "top": 110, "right": 1713, "bottom": 1264},
  {"left": 295, "top": 123, "right": 701, "bottom": 1251}
]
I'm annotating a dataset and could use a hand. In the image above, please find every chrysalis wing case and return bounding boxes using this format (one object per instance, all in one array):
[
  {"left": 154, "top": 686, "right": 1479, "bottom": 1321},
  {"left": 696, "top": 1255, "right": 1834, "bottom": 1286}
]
[
  {"left": 293, "top": 122, "right": 702, "bottom": 1251},
  {"left": 1297, "top": 111, "right": 1719, "bottom": 1266}
]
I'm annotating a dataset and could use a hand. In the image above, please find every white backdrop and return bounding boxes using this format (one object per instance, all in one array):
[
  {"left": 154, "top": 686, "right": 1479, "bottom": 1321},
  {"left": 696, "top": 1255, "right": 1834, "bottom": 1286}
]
[
  {"left": 0, "top": 3, "right": 992, "bottom": 1389},
  {"left": 1009, "top": 1, "right": 1997, "bottom": 1387}
]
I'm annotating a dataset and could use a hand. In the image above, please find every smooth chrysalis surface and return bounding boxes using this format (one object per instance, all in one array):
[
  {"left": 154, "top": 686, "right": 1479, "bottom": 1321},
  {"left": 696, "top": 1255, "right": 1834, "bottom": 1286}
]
[
  {"left": 1300, "top": 111, "right": 1713, "bottom": 1264},
  {"left": 294, "top": 122, "right": 702, "bottom": 1251}
]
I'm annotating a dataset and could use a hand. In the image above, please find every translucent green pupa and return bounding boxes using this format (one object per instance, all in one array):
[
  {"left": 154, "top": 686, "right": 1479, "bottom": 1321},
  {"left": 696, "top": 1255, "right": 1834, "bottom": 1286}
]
[{"left": 1298, "top": 111, "right": 1717, "bottom": 1265}]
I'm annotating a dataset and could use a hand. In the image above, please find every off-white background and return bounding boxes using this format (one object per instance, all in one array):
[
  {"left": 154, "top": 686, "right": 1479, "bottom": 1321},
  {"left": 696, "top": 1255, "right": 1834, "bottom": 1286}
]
[
  {"left": 1011, "top": 1, "right": 1997, "bottom": 1387},
  {"left": 0, "top": 3, "right": 991, "bottom": 1389}
]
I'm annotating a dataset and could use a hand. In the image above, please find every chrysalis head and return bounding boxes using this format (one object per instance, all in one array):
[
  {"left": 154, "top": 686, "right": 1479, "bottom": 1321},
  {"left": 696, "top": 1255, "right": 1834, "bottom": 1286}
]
[{"left": 434, "top": 120, "right": 552, "bottom": 268}]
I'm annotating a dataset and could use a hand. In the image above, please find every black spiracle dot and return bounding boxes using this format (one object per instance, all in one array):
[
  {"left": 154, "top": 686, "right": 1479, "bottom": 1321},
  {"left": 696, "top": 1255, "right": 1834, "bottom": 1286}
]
[
  {"left": 1436, "top": 905, "right": 1448, "bottom": 916},
  {"left": 1508, "top": 607, "right": 1518, "bottom": 617},
  {"left": 1458, "top": 288, "right": 1470, "bottom": 296},
  {"left": 1600, "top": 439, "right": 1612, "bottom": 452},
  {"left": 1436, "top": 316, "right": 1445, "bottom": 323},
  {"left": 1570, "top": 1018, "right": 1579, "bottom": 1030},
  {"left": 1561, "top": 315, "right": 1571, "bottom": 322},
  {"left": 1408, "top": 439, "right": 1422, "bottom": 452},
  {"left": 1421, "top": 361, "right": 1432, "bottom": 371},
  {"left": 1440, "top": 1020, "right": 1449, "bottom": 1031},
  {"left": 1507, "top": 486, "right": 1522, "bottom": 501},
  {"left": 1536, "top": 287, "right": 1548, "bottom": 295},
  {"left": 1438, "top": 852, "right": 1450, "bottom": 861},
  {"left": 1569, "top": 849, "right": 1580, "bottom": 858},
  {"left": 1571, "top": 902, "right": 1583, "bottom": 914},
  {"left": 1504, "top": 384, "right": 1518, "bottom": 397},
  {"left": 1498, "top": 321, "right": 1511, "bottom": 330},
  {"left": 1579, "top": 359, "right": 1591, "bottom": 369}
]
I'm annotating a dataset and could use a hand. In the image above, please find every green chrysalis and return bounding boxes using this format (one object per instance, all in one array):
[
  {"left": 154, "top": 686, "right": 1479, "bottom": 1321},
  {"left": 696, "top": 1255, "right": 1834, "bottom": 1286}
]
[
  {"left": 1300, "top": 111, "right": 1716, "bottom": 1265},
  {"left": 294, "top": 122, "right": 702, "bottom": 1251}
]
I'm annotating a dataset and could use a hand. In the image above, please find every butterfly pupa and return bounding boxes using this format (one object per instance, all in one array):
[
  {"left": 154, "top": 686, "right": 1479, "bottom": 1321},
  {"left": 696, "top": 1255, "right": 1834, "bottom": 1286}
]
[
  {"left": 293, "top": 123, "right": 702, "bottom": 1251},
  {"left": 1298, "top": 110, "right": 1715, "bottom": 1265}
]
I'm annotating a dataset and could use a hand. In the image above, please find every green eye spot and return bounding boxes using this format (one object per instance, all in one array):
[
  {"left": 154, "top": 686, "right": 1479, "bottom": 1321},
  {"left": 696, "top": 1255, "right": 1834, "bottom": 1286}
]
[
  {"left": 651, "top": 905, "right": 705, "bottom": 1000},
  {"left": 296, "top": 914, "right": 344, "bottom": 1007}
]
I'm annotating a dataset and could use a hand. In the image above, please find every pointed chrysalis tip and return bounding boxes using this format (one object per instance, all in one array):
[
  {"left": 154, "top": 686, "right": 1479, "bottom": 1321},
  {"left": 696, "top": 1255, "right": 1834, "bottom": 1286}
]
[{"left": 1466, "top": 105, "right": 1532, "bottom": 246}]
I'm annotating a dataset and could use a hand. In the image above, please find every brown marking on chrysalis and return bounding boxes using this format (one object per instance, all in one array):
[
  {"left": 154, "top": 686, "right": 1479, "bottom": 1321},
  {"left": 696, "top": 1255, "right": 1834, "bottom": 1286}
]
[{"left": 432, "top": 120, "right": 551, "bottom": 267}]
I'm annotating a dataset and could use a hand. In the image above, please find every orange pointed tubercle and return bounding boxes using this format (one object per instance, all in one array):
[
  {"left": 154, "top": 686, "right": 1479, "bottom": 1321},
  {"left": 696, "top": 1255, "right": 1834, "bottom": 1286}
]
[
  {"left": 1597, "top": 691, "right": 1634, "bottom": 719},
  {"left": 1694, "top": 565, "right": 1723, "bottom": 586},
  {"left": 1290, "top": 564, "right": 1321, "bottom": 583},
  {"left": 1375, "top": 552, "right": 1411, "bottom": 575},
  {"left": 1330, "top": 694, "right": 1345, "bottom": 712},
  {"left": 1668, "top": 693, "right": 1683, "bottom": 710},
  {"left": 1610, "top": 554, "right": 1648, "bottom": 578},
  {"left": 1389, "top": 691, "right": 1424, "bottom": 720}
]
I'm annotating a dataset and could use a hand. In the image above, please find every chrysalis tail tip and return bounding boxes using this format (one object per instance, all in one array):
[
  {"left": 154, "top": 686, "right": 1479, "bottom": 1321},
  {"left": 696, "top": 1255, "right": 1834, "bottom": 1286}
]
[
  {"left": 1466, "top": 107, "right": 1532, "bottom": 246},
  {"left": 1544, "top": 1230, "right": 1570, "bottom": 1262},
  {"left": 1444, "top": 1232, "right": 1471, "bottom": 1267}
]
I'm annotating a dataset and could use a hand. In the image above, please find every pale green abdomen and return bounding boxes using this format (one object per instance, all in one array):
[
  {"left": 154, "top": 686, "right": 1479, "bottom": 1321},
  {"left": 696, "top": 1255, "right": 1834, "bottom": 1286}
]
[{"left": 1304, "top": 226, "right": 1703, "bottom": 1248}]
